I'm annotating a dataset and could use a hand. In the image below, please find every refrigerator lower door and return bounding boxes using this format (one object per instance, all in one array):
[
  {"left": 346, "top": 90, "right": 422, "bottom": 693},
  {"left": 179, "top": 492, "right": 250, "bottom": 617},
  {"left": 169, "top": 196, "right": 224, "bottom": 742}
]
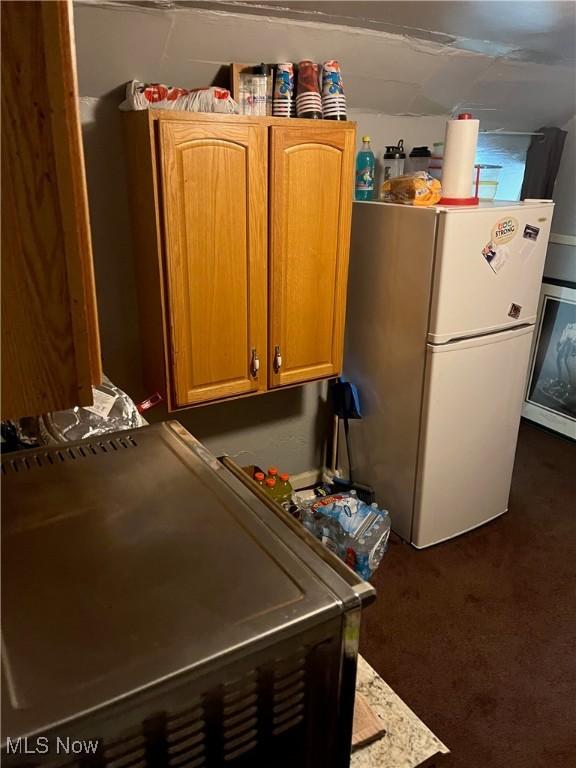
[
  {"left": 413, "top": 325, "right": 534, "bottom": 548},
  {"left": 429, "top": 203, "right": 553, "bottom": 343}
]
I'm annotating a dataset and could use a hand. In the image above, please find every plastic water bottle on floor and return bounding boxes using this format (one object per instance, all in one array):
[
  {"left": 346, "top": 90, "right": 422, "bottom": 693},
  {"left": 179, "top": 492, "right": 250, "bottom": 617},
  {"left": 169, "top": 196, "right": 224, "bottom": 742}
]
[{"left": 355, "top": 136, "right": 375, "bottom": 201}]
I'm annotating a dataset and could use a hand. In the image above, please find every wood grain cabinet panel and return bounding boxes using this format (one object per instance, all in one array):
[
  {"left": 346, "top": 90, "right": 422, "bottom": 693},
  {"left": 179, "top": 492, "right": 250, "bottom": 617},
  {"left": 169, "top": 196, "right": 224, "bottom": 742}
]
[
  {"left": 269, "top": 126, "right": 355, "bottom": 388},
  {"left": 124, "top": 112, "right": 354, "bottom": 409},
  {"left": 159, "top": 121, "right": 267, "bottom": 406},
  {"left": 1, "top": 0, "right": 101, "bottom": 420}
]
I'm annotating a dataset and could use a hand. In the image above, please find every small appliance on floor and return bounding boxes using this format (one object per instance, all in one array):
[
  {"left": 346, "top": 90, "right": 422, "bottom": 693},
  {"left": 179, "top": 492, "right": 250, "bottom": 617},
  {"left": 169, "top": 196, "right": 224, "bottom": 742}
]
[
  {"left": 345, "top": 200, "right": 554, "bottom": 548},
  {"left": 1, "top": 422, "right": 375, "bottom": 767}
]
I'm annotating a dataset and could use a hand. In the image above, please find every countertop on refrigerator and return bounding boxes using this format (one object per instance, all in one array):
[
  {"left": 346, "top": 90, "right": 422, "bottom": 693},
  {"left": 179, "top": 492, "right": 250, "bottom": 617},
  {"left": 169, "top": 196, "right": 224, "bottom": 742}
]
[{"left": 352, "top": 656, "right": 449, "bottom": 767}]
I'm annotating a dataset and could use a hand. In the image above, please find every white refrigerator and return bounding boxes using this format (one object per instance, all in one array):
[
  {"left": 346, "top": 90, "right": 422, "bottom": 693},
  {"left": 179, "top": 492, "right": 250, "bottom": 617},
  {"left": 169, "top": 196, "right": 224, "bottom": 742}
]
[{"left": 344, "top": 200, "right": 554, "bottom": 548}]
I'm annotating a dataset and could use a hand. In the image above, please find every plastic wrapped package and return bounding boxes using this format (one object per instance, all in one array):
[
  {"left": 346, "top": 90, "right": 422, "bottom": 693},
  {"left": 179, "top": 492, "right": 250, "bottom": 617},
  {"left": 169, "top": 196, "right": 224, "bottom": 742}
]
[
  {"left": 379, "top": 171, "right": 442, "bottom": 206},
  {"left": 298, "top": 492, "right": 391, "bottom": 580},
  {"left": 119, "top": 80, "right": 238, "bottom": 114},
  {"left": 40, "top": 376, "right": 145, "bottom": 444}
]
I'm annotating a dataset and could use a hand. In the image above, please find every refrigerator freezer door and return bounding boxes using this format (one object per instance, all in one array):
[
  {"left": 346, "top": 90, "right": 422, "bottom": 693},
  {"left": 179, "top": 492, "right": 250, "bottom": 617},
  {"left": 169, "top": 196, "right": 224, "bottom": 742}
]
[
  {"left": 413, "top": 324, "right": 534, "bottom": 548},
  {"left": 429, "top": 203, "right": 553, "bottom": 343}
]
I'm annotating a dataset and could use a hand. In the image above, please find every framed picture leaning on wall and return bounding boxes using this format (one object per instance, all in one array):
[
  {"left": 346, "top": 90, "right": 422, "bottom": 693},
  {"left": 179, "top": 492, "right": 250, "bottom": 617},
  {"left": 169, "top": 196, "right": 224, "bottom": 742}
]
[{"left": 523, "top": 281, "right": 576, "bottom": 439}]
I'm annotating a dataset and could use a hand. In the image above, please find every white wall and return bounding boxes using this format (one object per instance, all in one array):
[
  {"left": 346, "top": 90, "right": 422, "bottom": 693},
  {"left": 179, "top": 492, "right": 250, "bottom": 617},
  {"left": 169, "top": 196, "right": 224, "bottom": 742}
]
[
  {"left": 348, "top": 109, "right": 446, "bottom": 190},
  {"left": 349, "top": 111, "right": 446, "bottom": 158},
  {"left": 544, "top": 115, "right": 576, "bottom": 282}
]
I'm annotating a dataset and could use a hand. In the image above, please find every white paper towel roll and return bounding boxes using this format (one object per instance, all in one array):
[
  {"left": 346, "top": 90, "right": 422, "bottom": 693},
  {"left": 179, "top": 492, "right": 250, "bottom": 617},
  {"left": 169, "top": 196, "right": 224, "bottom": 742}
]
[{"left": 441, "top": 114, "right": 479, "bottom": 200}]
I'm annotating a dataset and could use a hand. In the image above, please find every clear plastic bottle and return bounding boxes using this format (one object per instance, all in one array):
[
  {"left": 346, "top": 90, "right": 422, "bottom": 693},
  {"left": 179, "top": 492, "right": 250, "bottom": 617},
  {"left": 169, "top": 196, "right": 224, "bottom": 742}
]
[
  {"left": 277, "top": 473, "right": 293, "bottom": 504},
  {"left": 238, "top": 72, "right": 254, "bottom": 115},
  {"left": 265, "top": 477, "right": 277, "bottom": 498},
  {"left": 267, "top": 466, "right": 278, "bottom": 481},
  {"left": 407, "top": 146, "right": 431, "bottom": 173},
  {"left": 355, "top": 537, "right": 372, "bottom": 580},
  {"left": 382, "top": 140, "right": 405, "bottom": 182},
  {"left": 355, "top": 136, "right": 376, "bottom": 201},
  {"left": 252, "top": 64, "right": 269, "bottom": 117},
  {"left": 254, "top": 471, "right": 265, "bottom": 487},
  {"left": 320, "top": 520, "right": 340, "bottom": 554},
  {"left": 369, "top": 503, "right": 382, "bottom": 535}
]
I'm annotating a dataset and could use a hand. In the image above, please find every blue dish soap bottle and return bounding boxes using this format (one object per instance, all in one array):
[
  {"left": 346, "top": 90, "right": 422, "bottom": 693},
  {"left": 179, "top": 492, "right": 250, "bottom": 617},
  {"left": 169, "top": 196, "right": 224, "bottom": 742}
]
[{"left": 355, "top": 135, "right": 376, "bottom": 201}]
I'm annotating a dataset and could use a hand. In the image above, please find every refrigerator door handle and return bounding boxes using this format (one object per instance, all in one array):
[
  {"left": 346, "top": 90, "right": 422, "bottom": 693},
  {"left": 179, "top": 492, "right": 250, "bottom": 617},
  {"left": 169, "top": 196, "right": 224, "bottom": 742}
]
[{"left": 428, "top": 323, "right": 534, "bottom": 353}]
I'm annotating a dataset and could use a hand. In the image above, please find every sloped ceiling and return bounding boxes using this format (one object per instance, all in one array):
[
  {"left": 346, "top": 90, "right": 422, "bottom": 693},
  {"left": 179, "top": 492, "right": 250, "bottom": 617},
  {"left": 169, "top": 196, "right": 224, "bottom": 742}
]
[
  {"left": 160, "top": 0, "right": 576, "bottom": 65},
  {"left": 74, "top": 0, "right": 576, "bottom": 129}
]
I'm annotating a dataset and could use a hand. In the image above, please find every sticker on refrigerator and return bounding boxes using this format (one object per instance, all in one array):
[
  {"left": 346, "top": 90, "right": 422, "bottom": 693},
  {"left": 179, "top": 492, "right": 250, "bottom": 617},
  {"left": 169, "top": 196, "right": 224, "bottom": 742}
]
[
  {"left": 519, "top": 223, "right": 540, "bottom": 262},
  {"left": 508, "top": 303, "right": 522, "bottom": 319},
  {"left": 523, "top": 224, "right": 540, "bottom": 241},
  {"left": 491, "top": 217, "right": 519, "bottom": 245},
  {"left": 482, "top": 240, "right": 511, "bottom": 273}
]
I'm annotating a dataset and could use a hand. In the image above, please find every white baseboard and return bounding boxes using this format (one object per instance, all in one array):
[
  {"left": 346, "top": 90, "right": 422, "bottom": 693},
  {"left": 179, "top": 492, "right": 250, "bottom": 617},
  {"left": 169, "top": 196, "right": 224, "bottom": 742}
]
[
  {"left": 290, "top": 469, "right": 323, "bottom": 490},
  {"left": 291, "top": 467, "right": 345, "bottom": 490}
]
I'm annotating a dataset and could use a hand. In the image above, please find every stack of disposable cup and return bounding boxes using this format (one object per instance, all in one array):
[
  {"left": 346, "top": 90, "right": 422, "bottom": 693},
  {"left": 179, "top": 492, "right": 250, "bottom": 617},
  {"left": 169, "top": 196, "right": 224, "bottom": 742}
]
[
  {"left": 272, "top": 62, "right": 295, "bottom": 118},
  {"left": 296, "top": 60, "right": 323, "bottom": 119},
  {"left": 321, "top": 60, "right": 347, "bottom": 120},
  {"left": 440, "top": 113, "right": 480, "bottom": 205}
]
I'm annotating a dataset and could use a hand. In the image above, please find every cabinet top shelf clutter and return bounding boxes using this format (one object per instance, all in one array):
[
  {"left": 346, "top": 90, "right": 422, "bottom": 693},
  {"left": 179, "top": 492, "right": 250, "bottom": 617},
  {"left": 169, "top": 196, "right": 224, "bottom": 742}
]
[
  {"left": 128, "top": 109, "right": 357, "bottom": 128},
  {"left": 123, "top": 110, "right": 356, "bottom": 410}
]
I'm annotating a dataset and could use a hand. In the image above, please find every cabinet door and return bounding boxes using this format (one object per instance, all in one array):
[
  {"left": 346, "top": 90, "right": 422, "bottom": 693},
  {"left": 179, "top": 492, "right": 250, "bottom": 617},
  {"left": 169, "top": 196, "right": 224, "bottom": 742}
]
[
  {"left": 159, "top": 121, "right": 267, "bottom": 406},
  {"left": 269, "top": 125, "right": 355, "bottom": 387},
  {"left": 1, "top": 0, "right": 101, "bottom": 419}
]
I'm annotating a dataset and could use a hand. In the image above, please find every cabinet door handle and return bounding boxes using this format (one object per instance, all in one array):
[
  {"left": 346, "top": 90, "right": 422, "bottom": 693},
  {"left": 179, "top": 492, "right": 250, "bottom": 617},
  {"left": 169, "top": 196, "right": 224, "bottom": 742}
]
[
  {"left": 250, "top": 348, "right": 260, "bottom": 378},
  {"left": 273, "top": 345, "right": 282, "bottom": 373}
]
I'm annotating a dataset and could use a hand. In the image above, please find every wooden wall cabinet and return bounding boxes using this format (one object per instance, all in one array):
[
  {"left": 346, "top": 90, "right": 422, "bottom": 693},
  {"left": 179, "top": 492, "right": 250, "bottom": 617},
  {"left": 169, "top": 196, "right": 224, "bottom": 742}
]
[
  {"left": 124, "top": 111, "right": 355, "bottom": 409},
  {"left": 1, "top": 0, "right": 102, "bottom": 420}
]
